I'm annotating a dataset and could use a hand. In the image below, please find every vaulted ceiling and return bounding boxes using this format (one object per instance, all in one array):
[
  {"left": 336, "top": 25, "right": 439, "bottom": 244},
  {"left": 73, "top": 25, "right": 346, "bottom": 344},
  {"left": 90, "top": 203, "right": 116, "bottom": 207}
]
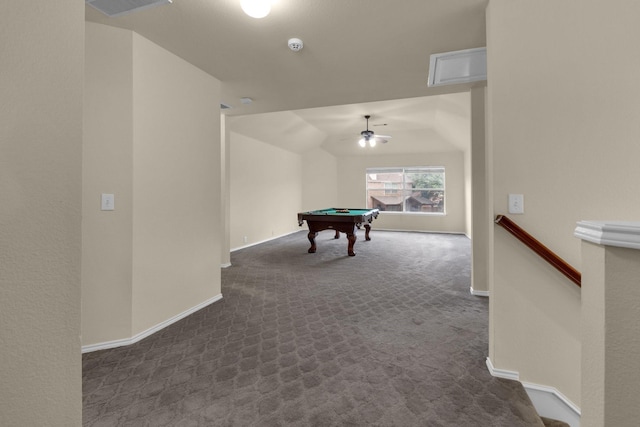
[
  {"left": 86, "top": 0, "right": 487, "bottom": 155},
  {"left": 226, "top": 92, "right": 471, "bottom": 156}
]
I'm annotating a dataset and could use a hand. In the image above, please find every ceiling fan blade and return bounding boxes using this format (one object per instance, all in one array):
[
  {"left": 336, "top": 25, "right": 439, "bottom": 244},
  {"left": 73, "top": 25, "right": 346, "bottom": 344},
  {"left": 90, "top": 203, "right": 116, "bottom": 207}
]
[
  {"left": 356, "top": 116, "right": 392, "bottom": 145},
  {"left": 371, "top": 137, "right": 390, "bottom": 144}
]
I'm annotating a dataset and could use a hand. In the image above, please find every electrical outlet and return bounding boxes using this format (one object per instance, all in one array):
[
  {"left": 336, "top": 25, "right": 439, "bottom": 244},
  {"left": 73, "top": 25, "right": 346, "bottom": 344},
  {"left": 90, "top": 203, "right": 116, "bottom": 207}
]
[
  {"left": 508, "top": 194, "right": 524, "bottom": 214},
  {"left": 243, "top": 236, "right": 248, "bottom": 243}
]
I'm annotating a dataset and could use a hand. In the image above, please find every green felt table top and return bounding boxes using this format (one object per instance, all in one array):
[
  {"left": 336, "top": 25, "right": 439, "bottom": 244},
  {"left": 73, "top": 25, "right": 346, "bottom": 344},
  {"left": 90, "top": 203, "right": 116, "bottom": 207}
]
[{"left": 301, "top": 208, "right": 375, "bottom": 216}]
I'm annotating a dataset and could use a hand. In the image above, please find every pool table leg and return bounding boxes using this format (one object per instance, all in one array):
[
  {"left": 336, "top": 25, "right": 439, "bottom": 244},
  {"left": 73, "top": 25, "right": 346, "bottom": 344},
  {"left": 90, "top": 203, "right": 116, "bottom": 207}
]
[
  {"left": 334, "top": 230, "right": 340, "bottom": 239},
  {"left": 307, "top": 231, "right": 317, "bottom": 253},
  {"left": 364, "top": 224, "right": 371, "bottom": 241},
  {"left": 347, "top": 233, "right": 357, "bottom": 256}
]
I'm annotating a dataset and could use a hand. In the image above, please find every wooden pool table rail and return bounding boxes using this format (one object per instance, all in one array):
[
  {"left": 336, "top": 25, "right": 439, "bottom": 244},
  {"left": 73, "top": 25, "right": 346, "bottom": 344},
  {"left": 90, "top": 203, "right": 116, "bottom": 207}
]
[{"left": 297, "top": 208, "right": 379, "bottom": 256}]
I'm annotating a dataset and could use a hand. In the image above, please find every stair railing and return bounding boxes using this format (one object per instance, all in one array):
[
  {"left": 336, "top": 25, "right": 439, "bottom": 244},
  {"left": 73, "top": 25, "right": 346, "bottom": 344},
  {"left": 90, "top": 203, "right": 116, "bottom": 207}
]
[{"left": 495, "top": 215, "right": 581, "bottom": 287}]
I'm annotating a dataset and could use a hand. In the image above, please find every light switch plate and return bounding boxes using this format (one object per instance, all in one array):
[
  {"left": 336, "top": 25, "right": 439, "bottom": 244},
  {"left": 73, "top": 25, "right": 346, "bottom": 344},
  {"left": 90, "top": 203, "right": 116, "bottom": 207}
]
[
  {"left": 101, "top": 193, "right": 115, "bottom": 211},
  {"left": 508, "top": 194, "right": 524, "bottom": 214}
]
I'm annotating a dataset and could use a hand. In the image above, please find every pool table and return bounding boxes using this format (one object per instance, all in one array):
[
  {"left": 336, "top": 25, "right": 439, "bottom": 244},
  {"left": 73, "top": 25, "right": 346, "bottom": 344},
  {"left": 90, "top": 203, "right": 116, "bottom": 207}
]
[{"left": 297, "top": 208, "right": 379, "bottom": 256}]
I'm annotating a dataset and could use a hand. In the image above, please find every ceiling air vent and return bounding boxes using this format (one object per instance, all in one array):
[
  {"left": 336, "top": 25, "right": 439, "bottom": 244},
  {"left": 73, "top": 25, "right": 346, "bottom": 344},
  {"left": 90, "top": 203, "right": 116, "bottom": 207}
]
[
  {"left": 86, "top": 0, "right": 172, "bottom": 18},
  {"left": 427, "top": 47, "right": 486, "bottom": 87}
]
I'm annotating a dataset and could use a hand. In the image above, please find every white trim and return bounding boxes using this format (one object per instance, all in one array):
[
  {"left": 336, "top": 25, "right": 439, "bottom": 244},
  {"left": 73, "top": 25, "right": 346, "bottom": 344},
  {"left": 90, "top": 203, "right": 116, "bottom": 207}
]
[
  {"left": 81, "top": 293, "right": 223, "bottom": 353},
  {"left": 486, "top": 358, "right": 581, "bottom": 427},
  {"left": 470, "top": 287, "right": 489, "bottom": 297},
  {"left": 485, "top": 357, "right": 520, "bottom": 381},
  {"left": 522, "top": 381, "right": 581, "bottom": 427},
  {"left": 231, "top": 229, "right": 467, "bottom": 253},
  {"left": 82, "top": 336, "right": 133, "bottom": 354},
  {"left": 574, "top": 220, "right": 640, "bottom": 250},
  {"left": 231, "top": 230, "right": 300, "bottom": 252},
  {"left": 374, "top": 228, "right": 467, "bottom": 235}
]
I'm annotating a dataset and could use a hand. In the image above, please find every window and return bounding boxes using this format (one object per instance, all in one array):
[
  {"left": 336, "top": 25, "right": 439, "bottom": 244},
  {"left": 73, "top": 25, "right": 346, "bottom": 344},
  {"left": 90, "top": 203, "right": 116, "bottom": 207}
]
[{"left": 366, "top": 167, "right": 445, "bottom": 214}]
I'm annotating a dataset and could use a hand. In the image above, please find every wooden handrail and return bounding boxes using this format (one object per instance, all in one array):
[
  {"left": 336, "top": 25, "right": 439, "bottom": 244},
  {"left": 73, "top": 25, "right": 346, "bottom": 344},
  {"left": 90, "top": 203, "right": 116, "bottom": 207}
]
[{"left": 495, "top": 215, "right": 581, "bottom": 287}]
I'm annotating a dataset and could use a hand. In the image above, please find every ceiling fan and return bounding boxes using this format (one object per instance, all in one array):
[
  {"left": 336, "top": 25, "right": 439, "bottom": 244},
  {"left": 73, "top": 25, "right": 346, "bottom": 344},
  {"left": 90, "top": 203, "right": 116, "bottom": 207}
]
[{"left": 359, "top": 115, "right": 391, "bottom": 147}]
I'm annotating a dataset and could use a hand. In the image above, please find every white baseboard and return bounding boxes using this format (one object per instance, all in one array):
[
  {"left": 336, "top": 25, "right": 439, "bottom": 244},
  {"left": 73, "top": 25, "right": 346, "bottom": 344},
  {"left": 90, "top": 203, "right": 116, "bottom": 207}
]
[
  {"left": 486, "top": 357, "right": 520, "bottom": 381},
  {"left": 470, "top": 287, "right": 490, "bottom": 297},
  {"left": 221, "top": 262, "right": 232, "bottom": 268},
  {"left": 232, "top": 229, "right": 466, "bottom": 253},
  {"left": 231, "top": 230, "right": 301, "bottom": 252},
  {"left": 375, "top": 228, "right": 467, "bottom": 235},
  {"left": 523, "top": 381, "right": 581, "bottom": 427},
  {"left": 485, "top": 358, "right": 581, "bottom": 427},
  {"left": 81, "top": 293, "right": 223, "bottom": 353}
]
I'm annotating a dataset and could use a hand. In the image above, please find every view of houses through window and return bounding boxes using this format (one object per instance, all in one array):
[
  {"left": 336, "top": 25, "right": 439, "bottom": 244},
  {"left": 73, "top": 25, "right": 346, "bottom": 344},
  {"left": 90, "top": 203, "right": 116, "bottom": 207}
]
[{"left": 366, "top": 167, "right": 445, "bottom": 213}]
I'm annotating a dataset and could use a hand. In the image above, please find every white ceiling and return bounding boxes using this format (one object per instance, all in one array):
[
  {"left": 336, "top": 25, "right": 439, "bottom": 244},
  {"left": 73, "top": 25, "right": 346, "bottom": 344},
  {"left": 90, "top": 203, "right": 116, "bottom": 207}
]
[
  {"left": 86, "top": 0, "right": 487, "bottom": 155},
  {"left": 226, "top": 93, "right": 471, "bottom": 156}
]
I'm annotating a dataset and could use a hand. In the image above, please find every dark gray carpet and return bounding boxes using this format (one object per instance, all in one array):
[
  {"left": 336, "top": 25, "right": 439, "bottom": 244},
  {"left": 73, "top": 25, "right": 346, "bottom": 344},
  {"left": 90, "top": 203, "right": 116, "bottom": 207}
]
[{"left": 83, "top": 230, "right": 544, "bottom": 426}]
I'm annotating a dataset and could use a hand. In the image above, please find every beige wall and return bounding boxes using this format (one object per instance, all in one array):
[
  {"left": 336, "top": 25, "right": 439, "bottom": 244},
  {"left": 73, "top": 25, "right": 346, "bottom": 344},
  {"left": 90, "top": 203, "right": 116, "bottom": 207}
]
[
  {"left": 581, "top": 243, "right": 640, "bottom": 426},
  {"left": 229, "top": 132, "right": 303, "bottom": 249},
  {"left": 464, "top": 146, "right": 472, "bottom": 237},
  {"left": 227, "top": 118, "right": 469, "bottom": 246},
  {"left": 131, "top": 33, "right": 221, "bottom": 334},
  {"left": 301, "top": 147, "right": 339, "bottom": 211},
  {"left": 83, "top": 23, "right": 134, "bottom": 345},
  {"left": 221, "top": 115, "right": 232, "bottom": 266},
  {"left": 227, "top": 130, "right": 468, "bottom": 248},
  {"left": 337, "top": 152, "right": 467, "bottom": 233},
  {"left": 471, "top": 86, "right": 489, "bottom": 293},
  {"left": 487, "top": 0, "right": 640, "bottom": 407},
  {"left": 83, "top": 24, "right": 222, "bottom": 346},
  {"left": 0, "top": 2, "right": 83, "bottom": 425}
]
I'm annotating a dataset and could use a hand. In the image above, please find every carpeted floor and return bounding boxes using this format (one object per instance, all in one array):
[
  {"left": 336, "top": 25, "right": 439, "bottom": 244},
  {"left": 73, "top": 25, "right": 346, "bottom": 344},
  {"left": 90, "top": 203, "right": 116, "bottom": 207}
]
[{"left": 83, "top": 230, "right": 545, "bottom": 426}]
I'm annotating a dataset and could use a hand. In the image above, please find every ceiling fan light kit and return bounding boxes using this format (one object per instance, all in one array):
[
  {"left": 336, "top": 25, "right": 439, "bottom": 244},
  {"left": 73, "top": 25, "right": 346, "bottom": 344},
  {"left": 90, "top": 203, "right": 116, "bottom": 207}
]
[{"left": 358, "top": 115, "right": 390, "bottom": 147}]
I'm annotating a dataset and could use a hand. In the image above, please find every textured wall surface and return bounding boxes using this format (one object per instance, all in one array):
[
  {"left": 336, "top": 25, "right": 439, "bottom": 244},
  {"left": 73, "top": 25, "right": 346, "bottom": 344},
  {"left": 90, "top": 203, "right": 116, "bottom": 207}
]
[
  {"left": 131, "top": 32, "right": 222, "bottom": 336},
  {"left": 82, "top": 26, "right": 222, "bottom": 347},
  {"left": 83, "top": 23, "right": 134, "bottom": 345},
  {"left": 337, "top": 152, "right": 467, "bottom": 234},
  {"left": 488, "top": 0, "right": 640, "bottom": 408},
  {"left": 0, "top": 2, "right": 84, "bottom": 425},
  {"left": 230, "top": 132, "right": 303, "bottom": 249}
]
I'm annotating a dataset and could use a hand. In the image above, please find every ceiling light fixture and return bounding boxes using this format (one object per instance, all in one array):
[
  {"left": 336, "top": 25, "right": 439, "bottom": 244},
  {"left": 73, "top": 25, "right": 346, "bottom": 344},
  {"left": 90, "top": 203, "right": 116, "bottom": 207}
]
[
  {"left": 358, "top": 115, "right": 391, "bottom": 147},
  {"left": 358, "top": 137, "right": 377, "bottom": 148},
  {"left": 241, "top": 0, "right": 271, "bottom": 18}
]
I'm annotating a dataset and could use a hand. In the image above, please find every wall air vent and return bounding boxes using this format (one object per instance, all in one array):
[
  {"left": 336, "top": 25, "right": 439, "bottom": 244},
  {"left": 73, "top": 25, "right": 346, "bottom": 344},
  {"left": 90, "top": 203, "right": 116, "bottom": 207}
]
[
  {"left": 427, "top": 47, "right": 487, "bottom": 87},
  {"left": 85, "top": 0, "right": 172, "bottom": 18}
]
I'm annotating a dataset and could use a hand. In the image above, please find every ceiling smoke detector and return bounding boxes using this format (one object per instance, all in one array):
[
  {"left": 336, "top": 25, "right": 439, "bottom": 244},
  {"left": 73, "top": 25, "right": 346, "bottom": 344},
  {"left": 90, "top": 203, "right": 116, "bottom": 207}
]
[{"left": 288, "top": 38, "right": 303, "bottom": 52}]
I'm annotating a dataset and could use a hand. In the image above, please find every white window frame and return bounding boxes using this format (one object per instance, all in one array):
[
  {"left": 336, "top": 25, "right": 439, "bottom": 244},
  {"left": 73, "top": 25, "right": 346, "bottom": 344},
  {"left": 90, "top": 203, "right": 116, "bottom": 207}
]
[{"left": 365, "top": 167, "right": 446, "bottom": 215}]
